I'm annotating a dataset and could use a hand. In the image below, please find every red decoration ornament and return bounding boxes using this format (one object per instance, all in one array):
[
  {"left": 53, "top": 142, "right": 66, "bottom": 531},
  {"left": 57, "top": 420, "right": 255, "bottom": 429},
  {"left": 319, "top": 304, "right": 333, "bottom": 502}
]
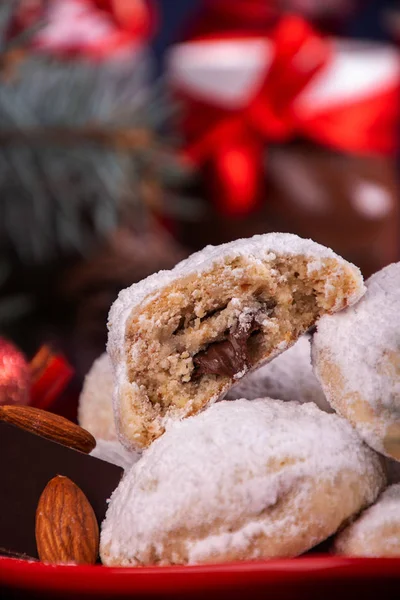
[
  {"left": 30, "top": 346, "right": 74, "bottom": 411},
  {"left": 0, "top": 338, "right": 31, "bottom": 407}
]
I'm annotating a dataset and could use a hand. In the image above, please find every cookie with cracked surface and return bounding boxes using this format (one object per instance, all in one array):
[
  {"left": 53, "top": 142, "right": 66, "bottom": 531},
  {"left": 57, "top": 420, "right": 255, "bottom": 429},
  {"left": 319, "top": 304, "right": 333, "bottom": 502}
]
[
  {"left": 312, "top": 262, "right": 400, "bottom": 461},
  {"left": 334, "top": 484, "right": 400, "bottom": 557},
  {"left": 108, "top": 233, "right": 364, "bottom": 450},
  {"left": 100, "top": 399, "right": 385, "bottom": 566}
]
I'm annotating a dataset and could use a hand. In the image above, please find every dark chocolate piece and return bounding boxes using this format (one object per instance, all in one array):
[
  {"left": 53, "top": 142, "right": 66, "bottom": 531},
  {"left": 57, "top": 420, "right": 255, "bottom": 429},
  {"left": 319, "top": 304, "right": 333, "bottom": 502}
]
[
  {"left": 0, "top": 421, "right": 123, "bottom": 560},
  {"left": 193, "top": 316, "right": 260, "bottom": 379},
  {"left": 193, "top": 338, "right": 245, "bottom": 378}
]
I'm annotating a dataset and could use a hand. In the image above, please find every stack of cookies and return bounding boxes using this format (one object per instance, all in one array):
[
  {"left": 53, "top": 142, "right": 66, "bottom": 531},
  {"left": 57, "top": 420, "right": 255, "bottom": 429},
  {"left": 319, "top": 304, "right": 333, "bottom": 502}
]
[{"left": 78, "top": 233, "right": 400, "bottom": 565}]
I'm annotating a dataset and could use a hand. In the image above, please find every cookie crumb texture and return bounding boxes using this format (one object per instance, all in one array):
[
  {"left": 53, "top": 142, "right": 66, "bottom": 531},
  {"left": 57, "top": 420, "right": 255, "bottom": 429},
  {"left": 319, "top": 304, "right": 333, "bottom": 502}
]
[
  {"left": 334, "top": 484, "right": 400, "bottom": 557},
  {"left": 109, "top": 233, "right": 364, "bottom": 449},
  {"left": 100, "top": 399, "right": 385, "bottom": 566},
  {"left": 312, "top": 262, "right": 400, "bottom": 460}
]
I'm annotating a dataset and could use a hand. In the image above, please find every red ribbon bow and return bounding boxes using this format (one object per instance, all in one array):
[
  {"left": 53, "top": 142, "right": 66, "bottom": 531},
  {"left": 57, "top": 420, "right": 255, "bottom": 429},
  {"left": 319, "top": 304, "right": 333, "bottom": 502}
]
[{"left": 178, "top": 15, "right": 400, "bottom": 217}]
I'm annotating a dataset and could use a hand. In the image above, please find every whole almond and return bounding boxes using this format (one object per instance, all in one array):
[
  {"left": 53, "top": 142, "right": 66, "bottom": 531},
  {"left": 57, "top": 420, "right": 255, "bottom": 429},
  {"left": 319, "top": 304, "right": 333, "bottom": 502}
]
[
  {"left": 35, "top": 475, "right": 99, "bottom": 564},
  {"left": 0, "top": 405, "right": 96, "bottom": 453}
]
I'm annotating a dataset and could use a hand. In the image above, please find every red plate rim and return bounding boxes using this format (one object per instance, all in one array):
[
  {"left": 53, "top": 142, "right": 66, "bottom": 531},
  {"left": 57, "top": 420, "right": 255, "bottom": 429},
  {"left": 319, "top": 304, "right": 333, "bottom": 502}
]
[{"left": 1, "top": 555, "right": 400, "bottom": 595}]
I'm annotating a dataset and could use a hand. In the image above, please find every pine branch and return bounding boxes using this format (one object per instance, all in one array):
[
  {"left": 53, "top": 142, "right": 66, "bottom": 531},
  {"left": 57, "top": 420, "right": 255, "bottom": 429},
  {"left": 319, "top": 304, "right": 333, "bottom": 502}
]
[
  {"left": 0, "top": 1, "right": 16, "bottom": 53},
  {"left": 0, "top": 32, "right": 198, "bottom": 272}
]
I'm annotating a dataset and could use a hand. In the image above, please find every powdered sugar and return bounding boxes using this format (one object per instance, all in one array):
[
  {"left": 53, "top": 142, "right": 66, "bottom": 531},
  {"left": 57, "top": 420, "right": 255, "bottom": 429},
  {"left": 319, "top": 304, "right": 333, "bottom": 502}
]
[
  {"left": 90, "top": 439, "right": 140, "bottom": 471},
  {"left": 100, "top": 398, "right": 383, "bottom": 565},
  {"left": 356, "top": 484, "right": 400, "bottom": 530},
  {"left": 335, "top": 484, "right": 400, "bottom": 556},
  {"left": 312, "top": 262, "right": 400, "bottom": 456},
  {"left": 226, "top": 336, "right": 331, "bottom": 412},
  {"left": 79, "top": 353, "right": 141, "bottom": 468},
  {"left": 78, "top": 353, "right": 116, "bottom": 441}
]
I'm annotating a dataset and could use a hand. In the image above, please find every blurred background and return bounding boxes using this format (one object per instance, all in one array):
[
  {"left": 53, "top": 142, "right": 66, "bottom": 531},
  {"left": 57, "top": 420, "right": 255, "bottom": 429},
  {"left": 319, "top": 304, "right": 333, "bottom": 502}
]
[{"left": 0, "top": 0, "right": 399, "bottom": 417}]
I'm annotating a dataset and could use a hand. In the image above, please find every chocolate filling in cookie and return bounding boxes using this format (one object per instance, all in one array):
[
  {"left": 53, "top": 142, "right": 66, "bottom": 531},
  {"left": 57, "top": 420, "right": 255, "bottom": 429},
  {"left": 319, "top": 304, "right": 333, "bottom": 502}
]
[
  {"left": 122, "top": 251, "right": 353, "bottom": 450},
  {"left": 191, "top": 305, "right": 273, "bottom": 379}
]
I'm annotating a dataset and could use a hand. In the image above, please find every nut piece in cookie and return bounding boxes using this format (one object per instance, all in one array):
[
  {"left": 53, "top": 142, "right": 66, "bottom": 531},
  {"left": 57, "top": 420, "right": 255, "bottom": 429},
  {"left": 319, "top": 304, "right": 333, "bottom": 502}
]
[
  {"left": 100, "top": 399, "right": 385, "bottom": 566},
  {"left": 312, "top": 261, "right": 400, "bottom": 461},
  {"left": 108, "top": 233, "right": 365, "bottom": 450}
]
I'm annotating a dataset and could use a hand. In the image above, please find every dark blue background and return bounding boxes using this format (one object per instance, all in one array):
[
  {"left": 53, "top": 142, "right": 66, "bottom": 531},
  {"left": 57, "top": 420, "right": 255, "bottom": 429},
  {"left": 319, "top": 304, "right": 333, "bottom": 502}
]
[{"left": 151, "top": 0, "right": 397, "bottom": 74}]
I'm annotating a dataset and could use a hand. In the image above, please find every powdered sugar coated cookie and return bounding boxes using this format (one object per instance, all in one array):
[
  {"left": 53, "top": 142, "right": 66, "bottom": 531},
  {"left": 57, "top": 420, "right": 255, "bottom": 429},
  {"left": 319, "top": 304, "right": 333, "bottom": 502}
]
[
  {"left": 312, "top": 262, "right": 400, "bottom": 460},
  {"left": 107, "top": 233, "right": 364, "bottom": 450},
  {"left": 78, "top": 353, "right": 116, "bottom": 441},
  {"left": 334, "top": 484, "right": 400, "bottom": 557},
  {"left": 100, "top": 398, "right": 384, "bottom": 566}
]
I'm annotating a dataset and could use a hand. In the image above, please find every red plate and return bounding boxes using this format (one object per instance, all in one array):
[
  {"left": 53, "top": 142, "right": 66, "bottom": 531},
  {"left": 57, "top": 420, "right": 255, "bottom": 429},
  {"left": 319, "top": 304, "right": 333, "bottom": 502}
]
[{"left": 1, "top": 555, "right": 400, "bottom": 599}]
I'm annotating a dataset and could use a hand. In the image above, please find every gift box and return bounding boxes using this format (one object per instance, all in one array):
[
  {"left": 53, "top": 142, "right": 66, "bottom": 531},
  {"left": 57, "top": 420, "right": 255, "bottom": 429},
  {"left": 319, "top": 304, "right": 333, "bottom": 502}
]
[{"left": 167, "top": 8, "right": 400, "bottom": 277}]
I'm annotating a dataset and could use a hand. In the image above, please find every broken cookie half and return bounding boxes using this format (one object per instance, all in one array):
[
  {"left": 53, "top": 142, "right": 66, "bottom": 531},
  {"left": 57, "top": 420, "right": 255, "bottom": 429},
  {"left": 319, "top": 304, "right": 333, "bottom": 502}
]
[{"left": 108, "top": 233, "right": 365, "bottom": 450}]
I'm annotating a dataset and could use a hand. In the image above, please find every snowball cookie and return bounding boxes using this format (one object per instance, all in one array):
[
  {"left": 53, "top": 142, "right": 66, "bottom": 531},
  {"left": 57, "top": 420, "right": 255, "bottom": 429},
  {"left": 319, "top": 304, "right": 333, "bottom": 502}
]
[
  {"left": 226, "top": 336, "right": 331, "bottom": 412},
  {"left": 312, "top": 262, "right": 400, "bottom": 461},
  {"left": 334, "top": 484, "right": 400, "bottom": 557},
  {"left": 108, "top": 233, "right": 364, "bottom": 450},
  {"left": 78, "top": 353, "right": 116, "bottom": 441},
  {"left": 100, "top": 399, "right": 384, "bottom": 566}
]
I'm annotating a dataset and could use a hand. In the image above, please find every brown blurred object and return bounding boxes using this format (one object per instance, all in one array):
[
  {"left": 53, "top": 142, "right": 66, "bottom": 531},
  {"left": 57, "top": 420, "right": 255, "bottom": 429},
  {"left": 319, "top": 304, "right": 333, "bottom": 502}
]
[
  {"left": 268, "top": 143, "right": 400, "bottom": 277},
  {"left": 176, "top": 142, "right": 399, "bottom": 279},
  {"left": 384, "top": 8, "right": 400, "bottom": 43}
]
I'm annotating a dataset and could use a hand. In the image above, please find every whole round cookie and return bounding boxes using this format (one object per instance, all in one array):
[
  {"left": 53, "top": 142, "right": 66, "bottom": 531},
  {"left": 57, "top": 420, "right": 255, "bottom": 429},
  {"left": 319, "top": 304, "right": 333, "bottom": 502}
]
[
  {"left": 312, "top": 262, "right": 400, "bottom": 460},
  {"left": 100, "top": 399, "right": 385, "bottom": 566},
  {"left": 108, "top": 233, "right": 364, "bottom": 450},
  {"left": 78, "top": 353, "right": 116, "bottom": 441},
  {"left": 226, "top": 335, "right": 331, "bottom": 412},
  {"left": 334, "top": 484, "right": 400, "bottom": 557}
]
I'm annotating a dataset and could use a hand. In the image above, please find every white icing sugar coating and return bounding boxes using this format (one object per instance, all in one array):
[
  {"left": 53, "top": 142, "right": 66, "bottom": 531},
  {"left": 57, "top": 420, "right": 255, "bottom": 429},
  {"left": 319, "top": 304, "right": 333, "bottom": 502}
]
[
  {"left": 312, "top": 262, "right": 400, "bottom": 459},
  {"left": 90, "top": 439, "right": 141, "bottom": 471},
  {"left": 107, "top": 232, "right": 364, "bottom": 446},
  {"left": 100, "top": 398, "right": 384, "bottom": 566},
  {"left": 226, "top": 335, "right": 331, "bottom": 412},
  {"left": 78, "top": 353, "right": 116, "bottom": 441},
  {"left": 334, "top": 484, "right": 400, "bottom": 557},
  {"left": 79, "top": 354, "right": 141, "bottom": 468}
]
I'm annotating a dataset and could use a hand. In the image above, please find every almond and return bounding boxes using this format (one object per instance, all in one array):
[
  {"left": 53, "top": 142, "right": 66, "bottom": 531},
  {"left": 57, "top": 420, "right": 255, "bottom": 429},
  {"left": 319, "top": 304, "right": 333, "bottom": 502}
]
[
  {"left": 35, "top": 475, "right": 99, "bottom": 564},
  {"left": 0, "top": 405, "right": 96, "bottom": 454}
]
